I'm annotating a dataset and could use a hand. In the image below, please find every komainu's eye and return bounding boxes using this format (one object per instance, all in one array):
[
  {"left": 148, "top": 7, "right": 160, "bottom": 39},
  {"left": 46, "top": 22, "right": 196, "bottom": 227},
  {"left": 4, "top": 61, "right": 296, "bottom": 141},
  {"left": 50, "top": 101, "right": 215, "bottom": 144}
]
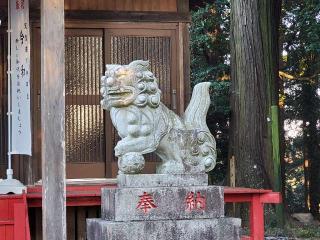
[{"left": 106, "top": 77, "right": 115, "bottom": 87}]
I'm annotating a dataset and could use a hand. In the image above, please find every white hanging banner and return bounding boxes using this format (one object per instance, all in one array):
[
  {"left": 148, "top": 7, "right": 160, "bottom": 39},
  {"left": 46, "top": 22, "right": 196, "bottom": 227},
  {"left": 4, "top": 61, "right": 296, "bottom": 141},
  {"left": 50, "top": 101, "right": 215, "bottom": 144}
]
[{"left": 10, "top": 0, "right": 31, "bottom": 155}]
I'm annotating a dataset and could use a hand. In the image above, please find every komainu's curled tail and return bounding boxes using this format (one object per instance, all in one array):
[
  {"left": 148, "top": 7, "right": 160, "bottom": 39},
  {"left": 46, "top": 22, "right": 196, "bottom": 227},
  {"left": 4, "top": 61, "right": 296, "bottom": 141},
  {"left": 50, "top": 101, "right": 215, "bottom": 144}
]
[
  {"left": 184, "top": 82, "right": 211, "bottom": 131},
  {"left": 183, "top": 82, "right": 217, "bottom": 172}
]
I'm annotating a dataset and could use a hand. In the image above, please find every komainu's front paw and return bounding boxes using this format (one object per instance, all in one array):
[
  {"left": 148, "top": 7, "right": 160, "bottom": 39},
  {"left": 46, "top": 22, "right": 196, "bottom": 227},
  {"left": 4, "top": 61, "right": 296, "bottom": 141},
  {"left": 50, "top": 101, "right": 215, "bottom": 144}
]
[
  {"left": 115, "top": 140, "right": 131, "bottom": 156},
  {"left": 114, "top": 144, "right": 124, "bottom": 157}
]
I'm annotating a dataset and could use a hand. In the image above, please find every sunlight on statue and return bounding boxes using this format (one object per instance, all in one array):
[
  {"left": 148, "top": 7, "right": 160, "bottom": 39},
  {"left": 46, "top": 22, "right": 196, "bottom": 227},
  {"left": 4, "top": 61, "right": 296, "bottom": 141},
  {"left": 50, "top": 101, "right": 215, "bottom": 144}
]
[{"left": 100, "top": 60, "right": 217, "bottom": 174}]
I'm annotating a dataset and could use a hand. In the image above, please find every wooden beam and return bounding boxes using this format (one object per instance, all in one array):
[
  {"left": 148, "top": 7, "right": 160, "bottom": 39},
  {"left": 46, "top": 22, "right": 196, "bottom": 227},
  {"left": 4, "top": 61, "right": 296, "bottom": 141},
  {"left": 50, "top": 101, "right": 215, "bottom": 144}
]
[
  {"left": 30, "top": 10, "right": 191, "bottom": 22},
  {"left": 41, "top": 0, "right": 66, "bottom": 239},
  {"left": 66, "top": 10, "right": 190, "bottom": 22}
]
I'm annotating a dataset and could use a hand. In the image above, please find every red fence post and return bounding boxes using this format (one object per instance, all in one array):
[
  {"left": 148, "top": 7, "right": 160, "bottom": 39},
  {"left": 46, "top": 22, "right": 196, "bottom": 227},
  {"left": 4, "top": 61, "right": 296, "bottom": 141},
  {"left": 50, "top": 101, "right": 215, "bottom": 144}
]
[
  {"left": 14, "top": 203, "right": 26, "bottom": 240},
  {"left": 250, "top": 195, "right": 264, "bottom": 240}
]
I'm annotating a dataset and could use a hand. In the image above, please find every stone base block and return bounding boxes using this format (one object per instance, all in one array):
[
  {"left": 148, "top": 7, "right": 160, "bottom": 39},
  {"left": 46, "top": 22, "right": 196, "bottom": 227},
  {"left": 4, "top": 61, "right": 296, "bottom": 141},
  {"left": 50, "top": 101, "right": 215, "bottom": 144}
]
[
  {"left": 117, "top": 174, "right": 208, "bottom": 188},
  {"left": 87, "top": 218, "right": 241, "bottom": 240},
  {"left": 102, "top": 186, "right": 224, "bottom": 221}
]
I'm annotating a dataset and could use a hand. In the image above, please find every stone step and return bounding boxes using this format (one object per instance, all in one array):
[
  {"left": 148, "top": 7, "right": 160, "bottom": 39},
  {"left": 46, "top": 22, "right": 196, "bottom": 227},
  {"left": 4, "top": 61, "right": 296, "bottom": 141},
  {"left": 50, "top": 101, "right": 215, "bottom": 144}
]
[
  {"left": 102, "top": 186, "right": 224, "bottom": 221},
  {"left": 87, "top": 217, "right": 241, "bottom": 240},
  {"left": 117, "top": 174, "right": 208, "bottom": 188}
]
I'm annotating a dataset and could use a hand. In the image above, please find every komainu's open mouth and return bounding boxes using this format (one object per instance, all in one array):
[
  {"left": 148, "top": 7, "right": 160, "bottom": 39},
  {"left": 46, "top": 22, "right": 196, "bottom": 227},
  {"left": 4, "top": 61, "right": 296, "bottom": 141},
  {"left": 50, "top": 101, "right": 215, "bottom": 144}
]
[{"left": 107, "top": 88, "right": 132, "bottom": 98}]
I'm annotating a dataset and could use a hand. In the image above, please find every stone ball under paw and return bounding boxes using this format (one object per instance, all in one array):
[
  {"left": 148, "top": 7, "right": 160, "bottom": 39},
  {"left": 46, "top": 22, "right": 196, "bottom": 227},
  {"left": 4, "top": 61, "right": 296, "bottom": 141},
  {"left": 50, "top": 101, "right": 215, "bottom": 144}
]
[{"left": 118, "top": 152, "right": 145, "bottom": 174}]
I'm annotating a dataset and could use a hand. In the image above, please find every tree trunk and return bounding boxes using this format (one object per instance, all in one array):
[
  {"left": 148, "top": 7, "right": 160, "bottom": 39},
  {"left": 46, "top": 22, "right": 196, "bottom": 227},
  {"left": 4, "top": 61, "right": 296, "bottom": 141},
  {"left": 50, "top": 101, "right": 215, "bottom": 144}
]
[
  {"left": 301, "top": 80, "right": 320, "bottom": 218},
  {"left": 229, "top": 0, "right": 281, "bottom": 189}
]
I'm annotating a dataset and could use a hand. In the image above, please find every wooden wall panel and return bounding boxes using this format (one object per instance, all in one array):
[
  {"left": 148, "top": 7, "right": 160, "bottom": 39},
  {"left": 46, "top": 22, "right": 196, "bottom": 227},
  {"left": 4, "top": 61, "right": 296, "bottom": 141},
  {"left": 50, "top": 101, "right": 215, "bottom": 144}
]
[
  {"left": 159, "top": 0, "right": 177, "bottom": 12},
  {"left": 30, "top": 206, "right": 100, "bottom": 240},
  {"left": 96, "top": 0, "right": 115, "bottom": 11},
  {"left": 63, "top": 0, "right": 177, "bottom": 12},
  {"left": 1, "top": 0, "right": 178, "bottom": 12}
]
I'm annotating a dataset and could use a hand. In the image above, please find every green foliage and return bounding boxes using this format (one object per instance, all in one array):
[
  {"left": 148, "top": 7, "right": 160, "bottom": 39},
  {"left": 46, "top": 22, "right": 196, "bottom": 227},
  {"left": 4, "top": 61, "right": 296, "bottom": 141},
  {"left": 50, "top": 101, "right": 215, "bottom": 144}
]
[
  {"left": 292, "top": 226, "right": 320, "bottom": 239},
  {"left": 266, "top": 223, "right": 320, "bottom": 239},
  {"left": 285, "top": 137, "right": 305, "bottom": 213},
  {"left": 286, "top": 222, "right": 320, "bottom": 239},
  {"left": 282, "top": 0, "right": 320, "bottom": 76},
  {"left": 190, "top": 1, "right": 230, "bottom": 83},
  {"left": 282, "top": 0, "right": 320, "bottom": 215},
  {"left": 190, "top": 1, "right": 231, "bottom": 183}
]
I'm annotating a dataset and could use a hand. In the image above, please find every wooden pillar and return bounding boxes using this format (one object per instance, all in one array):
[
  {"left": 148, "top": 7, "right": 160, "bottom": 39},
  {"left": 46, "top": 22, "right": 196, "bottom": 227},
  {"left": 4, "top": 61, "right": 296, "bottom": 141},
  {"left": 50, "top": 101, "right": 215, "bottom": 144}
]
[
  {"left": 177, "top": 0, "right": 191, "bottom": 110},
  {"left": 41, "top": 0, "right": 66, "bottom": 239},
  {"left": 178, "top": 22, "right": 191, "bottom": 113}
]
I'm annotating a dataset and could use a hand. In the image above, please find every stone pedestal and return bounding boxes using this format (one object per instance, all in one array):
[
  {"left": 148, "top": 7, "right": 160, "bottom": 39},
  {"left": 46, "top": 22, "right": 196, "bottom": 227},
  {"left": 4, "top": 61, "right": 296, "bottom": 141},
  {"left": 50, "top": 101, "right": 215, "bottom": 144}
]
[{"left": 87, "top": 174, "right": 241, "bottom": 240}]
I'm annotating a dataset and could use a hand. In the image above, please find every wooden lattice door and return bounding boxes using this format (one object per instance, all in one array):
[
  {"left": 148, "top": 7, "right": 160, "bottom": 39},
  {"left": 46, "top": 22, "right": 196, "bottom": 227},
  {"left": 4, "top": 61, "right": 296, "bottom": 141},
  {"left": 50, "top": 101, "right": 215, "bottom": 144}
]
[
  {"left": 32, "top": 28, "right": 107, "bottom": 179},
  {"left": 64, "top": 29, "right": 106, "bottom": 178}
]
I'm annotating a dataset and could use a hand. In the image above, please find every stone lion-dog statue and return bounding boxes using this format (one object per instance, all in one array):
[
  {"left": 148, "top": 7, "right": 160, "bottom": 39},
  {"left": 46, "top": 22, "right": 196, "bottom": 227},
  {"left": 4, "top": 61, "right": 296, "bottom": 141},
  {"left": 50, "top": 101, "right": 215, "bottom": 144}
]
[{"left": 100, "top": 60, "right": 217, "bottom": 174}]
